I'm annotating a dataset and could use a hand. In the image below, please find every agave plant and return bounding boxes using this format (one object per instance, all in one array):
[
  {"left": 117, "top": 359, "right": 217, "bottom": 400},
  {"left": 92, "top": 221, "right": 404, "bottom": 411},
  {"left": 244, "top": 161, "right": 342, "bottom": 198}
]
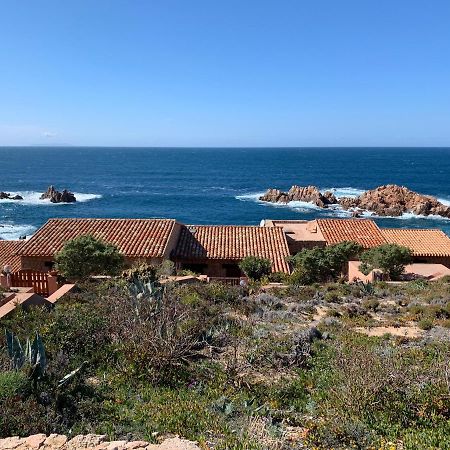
[
  {"left": 5, "top": 330, "right": 47, "bottom": 382},
  {"left": 128, "top": 278, "right": 163, "bottom": 302},
  {"left": 5, "top": 329, "right": 88, "bottom": 389},
  {"left": 358, "top": 281, "right": 375, "bottom": 296}
]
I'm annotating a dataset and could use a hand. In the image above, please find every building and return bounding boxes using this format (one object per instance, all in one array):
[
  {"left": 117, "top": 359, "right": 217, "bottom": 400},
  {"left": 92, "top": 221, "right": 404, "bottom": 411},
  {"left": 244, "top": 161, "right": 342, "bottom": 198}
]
[
  {"left": 5, "top": 217, "right": 450, "bottom": 279},
  {"left": 0, "top": 240, "right": 24, "bottom": 272},
  {"left": 381, "top": 228, "right": 450, "bottom": 267},
  {"left": 262, "top": 218, "right": 386, "bottom": 253},
  {"left": 16, "top": 218, "right": 183, "bottom": 271},
  {"left": 173, "top": 225, "right": 291, "bottom": 276},
  {"left": 12, "top": 218, "right": 292, "bottom": 276}
]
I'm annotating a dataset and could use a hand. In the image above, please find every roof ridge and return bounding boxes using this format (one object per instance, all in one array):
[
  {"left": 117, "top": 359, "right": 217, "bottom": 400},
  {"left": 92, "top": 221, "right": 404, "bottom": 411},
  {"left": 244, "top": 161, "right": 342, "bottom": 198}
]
[
  {"left": 382, "top": 228, "right": 444, "bottom": 232},
  {"left": 46, "top": 217, "right": 176, "bottom": 221}
]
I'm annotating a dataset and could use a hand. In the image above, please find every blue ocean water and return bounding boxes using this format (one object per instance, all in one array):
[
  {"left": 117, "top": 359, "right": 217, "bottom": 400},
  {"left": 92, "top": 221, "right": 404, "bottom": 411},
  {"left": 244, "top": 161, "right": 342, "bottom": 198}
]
[{"left": 1, "top": 147, "right": 450, "bottom": 240}]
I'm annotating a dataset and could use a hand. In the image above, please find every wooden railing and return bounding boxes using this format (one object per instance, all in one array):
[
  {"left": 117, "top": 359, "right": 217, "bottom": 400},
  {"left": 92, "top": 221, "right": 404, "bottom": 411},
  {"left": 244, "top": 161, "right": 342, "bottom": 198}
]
[
  {"left": 208, "top": 277, "right": 242, "bottom": 286},
  {"left": 10, "top": 270, "right": 49, "bottom": 297}
]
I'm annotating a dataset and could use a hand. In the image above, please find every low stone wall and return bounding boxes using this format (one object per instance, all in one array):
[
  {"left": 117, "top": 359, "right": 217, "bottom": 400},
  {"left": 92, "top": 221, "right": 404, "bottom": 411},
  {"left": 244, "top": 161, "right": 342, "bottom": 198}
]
[{"left": 0, "top": 434, "right": 200, "bottom": 450}]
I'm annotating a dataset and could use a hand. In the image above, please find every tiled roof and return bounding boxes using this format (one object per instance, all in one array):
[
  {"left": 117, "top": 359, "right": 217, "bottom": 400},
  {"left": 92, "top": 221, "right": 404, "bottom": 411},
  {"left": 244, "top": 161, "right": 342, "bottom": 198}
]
[
  {"left": 0, "top": 240, "right": 24, "bottom": 271},
  {"left": 381, "top": 228, "right": 450, "bottom": 257},
  {"left": 317, "top": 219, "right": 386, "bottom": 248},
  {"left": 174, "top": 225, "right": 291, "bottom": 273},
  {"left": 17, "top": 218, "right": 178, "bottom": 258}
]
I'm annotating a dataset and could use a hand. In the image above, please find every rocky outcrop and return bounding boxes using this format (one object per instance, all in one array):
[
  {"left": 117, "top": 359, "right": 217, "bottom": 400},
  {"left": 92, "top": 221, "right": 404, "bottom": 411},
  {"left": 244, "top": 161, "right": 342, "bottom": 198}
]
[
  {"left": 0, "top": 192, "right": 23, "bottom": 200},
  {"left": 259, "top": 183, "right": 450, "bottom": 218},
  {"left": 0, "top": 434, "right": 200, "bottom": 450},
  {"left": 259, "top": 185, "right": 337, "bottom": 208},
  {"left": 338, "top": 184, "right": 450, "bottom": 218},
  {"left": 40, "top": 186, "right": 76, "bottom": 203}
]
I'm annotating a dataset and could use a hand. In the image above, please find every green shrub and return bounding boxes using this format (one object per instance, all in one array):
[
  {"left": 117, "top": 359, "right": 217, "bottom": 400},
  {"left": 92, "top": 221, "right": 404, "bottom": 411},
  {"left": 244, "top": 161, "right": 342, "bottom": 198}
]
[
  {"left": 290, "top": 241, "right": 362, "bottom": 284},
  {"left": 268, "top": 271, "right": 289, "bottom": 283},
  {"left": 55, "top": 235, "right": 124, "bottom": 279},
  {"left": 239, "top": 256, "right": 272, "bottom": 280},
  {"left": 0, "top": 371, "right": 28, "bottom": 400},
  {"left": 418, "top": 318, "right": 434, "bottom": 330},
  {"left": 122, "top": 262, "right": 157, "bottom": 283},
  {"left": 360, "top": 244, "right": 413, "bottom": 280}
]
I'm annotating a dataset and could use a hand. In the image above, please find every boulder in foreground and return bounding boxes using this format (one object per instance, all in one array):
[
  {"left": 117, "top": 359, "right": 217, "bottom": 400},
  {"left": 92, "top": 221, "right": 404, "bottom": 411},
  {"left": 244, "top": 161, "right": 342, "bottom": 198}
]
[{"left": 0, "top": 434, "right": 201, "bottom": 450}]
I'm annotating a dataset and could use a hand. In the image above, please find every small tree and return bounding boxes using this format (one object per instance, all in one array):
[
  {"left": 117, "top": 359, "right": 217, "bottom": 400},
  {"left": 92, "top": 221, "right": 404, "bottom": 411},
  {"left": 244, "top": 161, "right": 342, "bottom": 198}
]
[
  {"left": 239, "top": 256, "right": 272, "bottom": 280},
  {"left": 55, "top": 234, "right": 124, "bottom": 279},
  {"left": 290, "top": 241, "right": 363, "bottom": 284},
  {"left": 360, "top": 243, "right": 412, "bottom": 280}
]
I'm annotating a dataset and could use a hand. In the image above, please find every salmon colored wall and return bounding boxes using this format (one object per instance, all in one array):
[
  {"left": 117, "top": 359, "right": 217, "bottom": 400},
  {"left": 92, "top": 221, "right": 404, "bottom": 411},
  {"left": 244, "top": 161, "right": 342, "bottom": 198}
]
[
  {"left": 412, "top": 256, "right": 450, "bottom": 268},
  {"left": 348, "top": 261, "right": 374, "bottom": 283}
]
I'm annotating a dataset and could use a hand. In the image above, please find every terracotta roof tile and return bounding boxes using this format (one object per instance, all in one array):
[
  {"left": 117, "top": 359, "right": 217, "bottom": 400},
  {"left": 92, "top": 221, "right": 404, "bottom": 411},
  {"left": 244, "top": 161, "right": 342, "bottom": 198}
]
[
  {"left": 0, "top": 240, "right": 24, "bottom": 272},
  {"left": 381, "top": 228, "right": 450, "bottom": 257},
  {"left": 317, "top": 219, "right": 386, "bottom": 248},
  {"left": 17, "top": 218, "right": 178, "bottom": 258},
  {"left": 174, "top": 225, "right": 291, "bottom": 273}
]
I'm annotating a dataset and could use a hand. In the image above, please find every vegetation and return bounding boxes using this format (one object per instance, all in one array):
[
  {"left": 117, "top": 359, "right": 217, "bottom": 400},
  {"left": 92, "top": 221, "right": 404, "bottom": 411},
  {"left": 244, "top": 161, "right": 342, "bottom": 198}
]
[
  {"left": 290, "top": 241, "right": 362, "bottom": 284},
  {"left": 360, "top": 243, "right": 413, "bottom": 280},
  {"left": 55, "top": 235, "right": 124, "bottom": 279},
  {"left": 1, "top": 262, "right": 449, "bottom": 449},
  {"left": 239, "top": 256, "right": 272, "bottom": 280}
]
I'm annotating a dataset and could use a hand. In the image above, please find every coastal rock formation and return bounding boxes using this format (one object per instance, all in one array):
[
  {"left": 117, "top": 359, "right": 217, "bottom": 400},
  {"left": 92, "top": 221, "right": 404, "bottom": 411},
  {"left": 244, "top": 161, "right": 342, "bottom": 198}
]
[
  {"left": 259, "top": 185, "right": 337, "bottom": 208},
  {"left": 40, "top": 186, "right": 76, "bottom": 203},
  {"left": 338, "top": 184, "right": 450, "bottom": 218},
  {"left": 259, "top": 183, "right": 450, "bottom": 218},
  {"left": 0, "top": 434, "right": 200, "bottom": 450},
  {"left": 0, "top": 192, "right": 23, "bottom": 200}
]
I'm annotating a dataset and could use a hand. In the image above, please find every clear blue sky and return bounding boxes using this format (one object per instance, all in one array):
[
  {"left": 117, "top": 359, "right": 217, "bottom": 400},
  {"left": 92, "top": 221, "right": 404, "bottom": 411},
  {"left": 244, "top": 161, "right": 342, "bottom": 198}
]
[{"left": 1, "top": 0, "right": 449, "bottom": 147}]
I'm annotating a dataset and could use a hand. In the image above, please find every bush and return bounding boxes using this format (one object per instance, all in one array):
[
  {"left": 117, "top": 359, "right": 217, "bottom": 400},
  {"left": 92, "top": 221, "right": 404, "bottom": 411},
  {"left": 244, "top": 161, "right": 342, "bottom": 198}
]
[
  {"left": 418, "top": 318, "right": 434, "bottom": 330},
  {"left": 360, "top": 244, "right": 413, "bottom": 280},
  {"left": 290, "top": 241, "right": 362, "bottom": 284},
  {"left": 122, "top": 262, "right": 157, "bottom": 283},
  {"left": 55, "top": 235, "right": 124, "bottom": 279},
  {"left": 239, "top": 256, "right": 272, "bottom": 281},
  {"left": 0, "top": 371, "right": 28, "bottom": 400}
]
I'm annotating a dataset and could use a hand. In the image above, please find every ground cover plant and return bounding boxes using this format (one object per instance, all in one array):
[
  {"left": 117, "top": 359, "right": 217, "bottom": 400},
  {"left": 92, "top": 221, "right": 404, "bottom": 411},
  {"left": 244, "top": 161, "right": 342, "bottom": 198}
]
[{"left": 1, "top": 266, "right": 450, "bottom": 449}]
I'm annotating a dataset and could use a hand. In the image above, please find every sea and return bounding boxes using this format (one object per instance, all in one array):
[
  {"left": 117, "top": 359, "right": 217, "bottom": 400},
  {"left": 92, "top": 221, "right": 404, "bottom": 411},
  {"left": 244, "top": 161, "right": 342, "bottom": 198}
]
[{"left": 1, "top": 147, "right": 450, "bottom": 240}]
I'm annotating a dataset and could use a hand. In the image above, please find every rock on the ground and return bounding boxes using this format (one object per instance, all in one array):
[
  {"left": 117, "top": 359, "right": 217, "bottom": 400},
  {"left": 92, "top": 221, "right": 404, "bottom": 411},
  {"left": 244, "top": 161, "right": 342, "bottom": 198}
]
[
  {"left": 40, "top": 186, "right": 76, "bottom": 203},
  {"left": 0, "top": 435, "right": 201, "bottom": 450}
]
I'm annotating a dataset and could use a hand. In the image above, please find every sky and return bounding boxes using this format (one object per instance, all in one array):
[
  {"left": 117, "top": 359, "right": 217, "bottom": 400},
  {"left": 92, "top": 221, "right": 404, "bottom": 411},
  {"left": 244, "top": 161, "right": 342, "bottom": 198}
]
[{"left": 0, "top": 0, "right": 449, "bottom": 147}]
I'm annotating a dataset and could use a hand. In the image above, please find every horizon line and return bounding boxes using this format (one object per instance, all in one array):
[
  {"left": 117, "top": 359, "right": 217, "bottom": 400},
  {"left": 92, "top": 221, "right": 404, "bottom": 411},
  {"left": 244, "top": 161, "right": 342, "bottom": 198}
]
[{"left": 1, "top": 145, "right": 450, "bottom": 149}]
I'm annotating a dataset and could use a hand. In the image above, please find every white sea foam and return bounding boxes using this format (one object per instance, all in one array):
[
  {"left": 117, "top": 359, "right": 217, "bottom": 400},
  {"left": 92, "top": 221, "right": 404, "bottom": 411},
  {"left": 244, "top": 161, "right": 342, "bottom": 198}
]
[
  {"left": 322, "top": 187, "right": 365, "bottom": 198},
  {"left": 0, "top": 223, "right": 36, "bottom": 240},
  {"left": 0, "top": 191, "right": 102, "bottom": 205}
]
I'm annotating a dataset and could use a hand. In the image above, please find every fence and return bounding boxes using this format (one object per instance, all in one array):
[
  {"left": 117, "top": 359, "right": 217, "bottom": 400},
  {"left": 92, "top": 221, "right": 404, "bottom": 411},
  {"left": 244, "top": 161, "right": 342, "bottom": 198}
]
[{"left": 10, "top": 270, "right": 49, "bottom": 297}]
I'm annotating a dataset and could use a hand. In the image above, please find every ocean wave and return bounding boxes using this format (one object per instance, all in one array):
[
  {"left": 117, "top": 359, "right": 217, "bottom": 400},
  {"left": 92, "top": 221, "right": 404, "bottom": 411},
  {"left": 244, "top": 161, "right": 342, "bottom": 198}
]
[
  {"left": 0, "top": 222, "right": 36, "bottom": 240},
  {"left": 0, "top": 191, "right": 102, "bottom": 205},
  {"left": 321, "top": 187, "right": 365, "bottom": 198}
]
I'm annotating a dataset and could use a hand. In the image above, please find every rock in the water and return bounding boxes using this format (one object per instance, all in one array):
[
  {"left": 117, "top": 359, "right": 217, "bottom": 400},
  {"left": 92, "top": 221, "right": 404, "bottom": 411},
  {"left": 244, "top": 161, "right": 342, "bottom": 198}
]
[
  {"left": 0, "top": 192, "right": 23, "bottom": 200},
  {"left": 338, "top": 184, "right": 450, "bottom": 218},
  {"left": 259, "top": 185, "right": 338, "bottom": 208},
  {"left": 259, "top": 183, "right": 450, "bottom": 218},
  {"left": 40, "top": 185, "right": 76, "bottom": 203}
]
